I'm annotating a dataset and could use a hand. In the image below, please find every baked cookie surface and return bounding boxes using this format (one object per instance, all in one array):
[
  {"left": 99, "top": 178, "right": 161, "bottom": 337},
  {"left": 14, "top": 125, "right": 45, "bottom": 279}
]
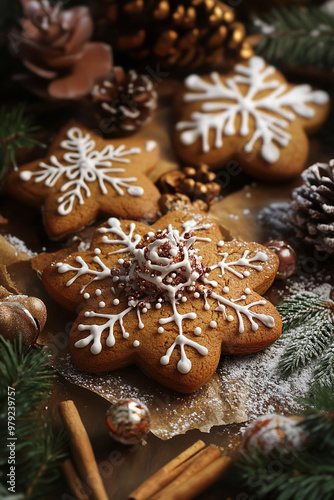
[
  {"left": 5, "top": 122, "right": 160, "bottom": 239},
  {"left": 42, "top": 209, "right": 282, "bottom": 393},
  {"left": 174, "top": 56, "right": 330, "bottom": 181}
]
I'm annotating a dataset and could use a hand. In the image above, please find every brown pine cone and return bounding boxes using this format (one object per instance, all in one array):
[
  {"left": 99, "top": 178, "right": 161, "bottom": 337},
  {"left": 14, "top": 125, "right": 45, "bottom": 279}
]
[
  {"left": 93, "top": 0, "right": 253, "bottom": 69},
  {"left": 92, "top": 68, "right": 157, "bottom": 134},
  {"left": 159, "top": 193, "right": 209, "bottom": 214},
  {"left": 159, "top": 164, "right": 221, "bottom": 205},
  {"left": 288, "top": 160, "right": 334, "bottom": 255},
  {"left": 9, "top": 0, "right": 112, "bottom": 99}
]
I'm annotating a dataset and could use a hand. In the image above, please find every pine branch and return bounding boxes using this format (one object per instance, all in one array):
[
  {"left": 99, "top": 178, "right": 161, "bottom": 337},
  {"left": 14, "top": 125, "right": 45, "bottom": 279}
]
[
  {"left": 0, "top": 104, "right": 45, "bottom": 180},
  {"left": 0, "top": 336, "right": 68, "bottom": 499},
  {"left": 313, "top": 346, "right": 334, "bottom": 388},
  {"left": 277, "top": 292, "right": 334, "bottom": 379},
  {"left": 278, "top": 313, "right": 334, "bottom": 375},
  {"left": 251, "top": 5, "right": 334, "bottom": 69},
  {"left": 277, "top": 292, "right": 332, "bottom": 332}
]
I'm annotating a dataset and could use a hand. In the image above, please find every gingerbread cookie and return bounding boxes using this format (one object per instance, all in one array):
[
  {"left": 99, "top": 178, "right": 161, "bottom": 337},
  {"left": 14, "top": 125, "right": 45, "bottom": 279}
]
[
  {"left": 173, "top": 56, "right": 330, "bottom": 181},
  {"left": 4, "top": 122, "right": 160, "bottom": 239},
  {"left": 42, "top": 209, "right": 282, "bottom": 393}
]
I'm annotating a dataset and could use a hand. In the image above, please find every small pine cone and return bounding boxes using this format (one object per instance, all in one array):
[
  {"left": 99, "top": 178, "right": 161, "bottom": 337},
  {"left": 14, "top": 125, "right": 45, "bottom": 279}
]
[
  {"left": 158, "top": 164, "right": 221, "bottom": 205},
  {"left": 288, "top": 160, "right": 334, "bottom": 254},
  {"left": 92, "top": 68, "right": 157, "bottom": 134},
  {"left": 93, "top": 0, "right": 253, "bottom": 69},
  {"left": 159, "top": 193, "right": 209, "bottom": 214}
]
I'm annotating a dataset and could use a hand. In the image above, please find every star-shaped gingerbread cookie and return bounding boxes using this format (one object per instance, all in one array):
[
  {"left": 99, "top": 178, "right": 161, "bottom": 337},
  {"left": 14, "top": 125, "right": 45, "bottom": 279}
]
[
  {"left": 5, "top": 122, "right": 160, "bottom": 239},
  {"left": 173, "top": 56, "right": 330, "bottom": 181},
  {"left": 42, "top": 208, "right": 282, "bottom": 393}
]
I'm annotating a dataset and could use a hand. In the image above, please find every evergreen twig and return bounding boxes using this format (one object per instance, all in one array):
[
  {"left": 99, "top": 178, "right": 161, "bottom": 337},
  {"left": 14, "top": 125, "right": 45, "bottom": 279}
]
[
  {"left": 0, "top": 104, "right": 45, "bottom": 180},
  {"left": 0, "top": 336, "right": 68, "bottom": 500},
  {"left": 251, "top": 5, "right": 334, "bottom": 69},
  {"left": 276, "top": 292, "right": 334, "bottom": 386}
]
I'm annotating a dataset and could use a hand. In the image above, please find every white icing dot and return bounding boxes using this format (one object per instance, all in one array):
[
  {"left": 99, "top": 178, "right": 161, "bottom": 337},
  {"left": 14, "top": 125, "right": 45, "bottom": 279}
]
[
  {"left": 133, "top": 340, "right": 140, "bottom": 347},
  {"left": 227, "top": 315, "right": 234, "bottom": 322},
  {"left": 142, "top": 307, "right": 148, "bottom": 313},
  {"left": 99, "top": 301, "right": 105, "bottom": 308},
  {"left": 243, "top": 271, "right": 250, "bottom": 277},
  {"left": 204, "top": 304, "right": 210, "bottom": 310},
  {"left": 210, "top": 321, "right": 217, "bottom": 328},
  {"left": 83, "top": 293, "right": 90, "bottom": 299},
  {"left": 113, "top": 298, "right": 120, "bottom": 305},
  {"left": 95, "top": 289, "right": 102, "bottom": 296},
  {"left": 160, "top": 355, "right": 169, "bottom": 365},
  {"left": 123, "top": 332, "right": 130, "bottom": 338},
  {"left": 170, "top": 248, "right": 178, "bottom": 257},
  {"left": 155, "top": 303, "right": 162, "bottom": 309},
  {"left": 194, "top": 292, "right": 200, "bottom": 298},
  {"left": 118, "top": 259, "right": 124, "bottom": 265},
  {"left": 147, "top": 232, "right": 154, "bottom": 238},
  {"left": 181, "top": 296, "right": 187, "bottom": 303},
  {"left": 146, "top": 140, "right": 157, "bottom": 152},
  {"left": 94, "top": 248, "right": 101, "bottom": 255},
  {"left": 218, "top": 241, "right": 224, "bottom": 247},
  {"left": 194, "top": 327, "right": 202, "bottom": 336},
  {"left": 158, "top": 327, "right": 164, "bottom": 334},
  {"left": 223, "top": 286, "right": 229, "bottom": 293},
  {"left": 20, "top": 170, "right": 33, "bottom": 181},
  {"left": 84, "top": 311, "right": 90, "bottom": 317},
  {"left": 245, "top": 288, "right": 251, "bottom": 294}
]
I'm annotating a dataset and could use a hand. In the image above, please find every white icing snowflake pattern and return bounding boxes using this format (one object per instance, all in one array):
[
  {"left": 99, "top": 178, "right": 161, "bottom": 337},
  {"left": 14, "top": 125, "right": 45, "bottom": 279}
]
[
  {"left": 176, "top": 56, "right": 329, "bottom": 163},
  {"left": 19, "top": 128, "right": 144, "bottom": 215},
  {"left": 56, "top": 217, "right": 276, "bottom": 374}
]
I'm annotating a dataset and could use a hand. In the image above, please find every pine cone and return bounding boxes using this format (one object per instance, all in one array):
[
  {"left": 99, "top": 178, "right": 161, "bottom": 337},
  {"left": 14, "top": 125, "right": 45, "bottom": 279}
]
[
  {"left": 92, "top": 68, "right": 157, "bottom": 134},
  {"left": 10, "top": 0, "right": 112, "bottom": 99},
  {"left": 159, "top": 193, "right": 209, "bottom": 214},
  {"left": 93, "top": 0, "right": 253, "bottom": 69},
  {"left": 288, "top": 160, "right": 334, "bottom": 254},
  {"left": 158, "top": 164, "right": 221, "bottom": 205}
]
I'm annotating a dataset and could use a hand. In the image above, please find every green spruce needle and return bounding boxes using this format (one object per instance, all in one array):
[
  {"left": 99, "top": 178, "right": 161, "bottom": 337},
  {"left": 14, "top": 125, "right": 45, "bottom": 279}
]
[
  {"left": 276, "top": 292, "right": 334, "bottom": 385},
  {"left": 0, "top": 336, "right": 68, "bottom": 500},
  {"left": 0, "top": 105, "right": 45, "bottom": 181},
  {"left": 251, "top": 5, "right": 334, "bottom": 69}
]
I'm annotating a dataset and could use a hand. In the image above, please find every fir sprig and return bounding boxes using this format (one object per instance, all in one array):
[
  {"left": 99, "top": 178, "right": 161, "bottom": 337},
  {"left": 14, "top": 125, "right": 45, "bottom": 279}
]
[
  {"left": 0, "top": 105, "right": 45, "bottom": 180},
  {"left": 0, "top": 336, "right": 68, "bottom": 500},
  {"left": 236, "top": 384, "right": 334, "bottom": 500},
  {"left": 276, "top": 292, "right": 334, "bottom": 385},
  {"left": 251, "top": 5, "right": 334, "bottom": 69}
]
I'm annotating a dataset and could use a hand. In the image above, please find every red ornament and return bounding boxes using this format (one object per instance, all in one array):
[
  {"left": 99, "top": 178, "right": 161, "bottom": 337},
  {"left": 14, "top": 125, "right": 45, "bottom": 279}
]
[
  {"left": 106, "top": 399, "right": 150, "bottom": 445},
  {"left": 241, "top": 414, "right": 306, "bottom": 454},
  {"left": 265, "top": 240, "right": 297, "bottom": 279}
]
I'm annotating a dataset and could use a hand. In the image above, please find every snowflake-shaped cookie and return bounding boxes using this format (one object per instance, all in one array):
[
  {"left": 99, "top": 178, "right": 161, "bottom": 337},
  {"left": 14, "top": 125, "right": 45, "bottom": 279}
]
[
  {"left": 174, "top": 56, "right": 329, "bottom": 181},
  {"left": 42, "top": 209, "right": 282, "bottom": 393},
  {"left": 5, "top": 122, "right": 160, "bottom": 239}
]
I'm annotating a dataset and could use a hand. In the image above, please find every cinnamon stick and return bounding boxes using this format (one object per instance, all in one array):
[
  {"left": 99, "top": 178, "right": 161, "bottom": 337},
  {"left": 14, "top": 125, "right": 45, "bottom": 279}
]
[
  {"left": 160, "top": 455, "right": 232, "bottom": 500},
  {"left": 151, "top": 445, "right": 222, "bottom": 500},
  {"left": 58, "top": 400, "right": 109, "bottom": 500},
  {"left": 128, "top": 439, "right": 206, "bottom": 500},
  {"left": 63, "top": 458, "right": 91, "bottom": 500}
]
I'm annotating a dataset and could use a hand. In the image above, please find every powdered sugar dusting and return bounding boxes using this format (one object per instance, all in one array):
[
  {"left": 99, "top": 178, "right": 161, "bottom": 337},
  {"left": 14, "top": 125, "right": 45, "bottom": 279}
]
[
  {"left": 219, "top": 281, "right": 332, "bottom": 422},
  {"left": 3, "top": 234, "right": 38, "bottom": 258}
]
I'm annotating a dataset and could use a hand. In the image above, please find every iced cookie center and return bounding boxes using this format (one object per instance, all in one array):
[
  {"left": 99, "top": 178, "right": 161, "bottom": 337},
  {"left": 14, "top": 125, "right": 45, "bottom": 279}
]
[{"left": 111, "top": 225, "right": 208, "bottom": 310}]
